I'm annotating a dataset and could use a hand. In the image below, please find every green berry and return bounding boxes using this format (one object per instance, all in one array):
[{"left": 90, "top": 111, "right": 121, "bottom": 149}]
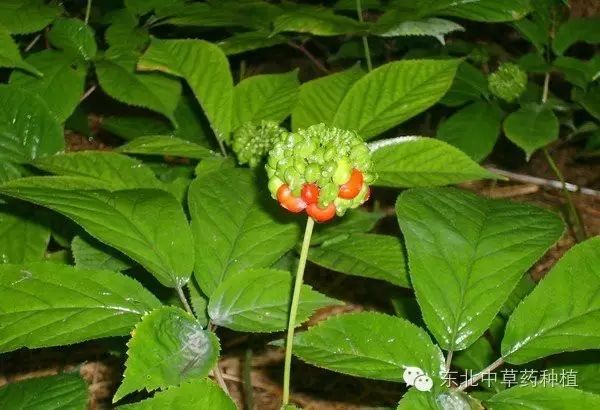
[
  {"left": 232, "top": 120, "right": 287, "bottom": 167},
  {"left": 333, "top": 158, "right": 352, "bottom": 185},
  {"left": 304, "top": 163, "right": 321, "bottom": 183},
  {"left": 488, "top": 63, "right": 527, "bottom": 103}
]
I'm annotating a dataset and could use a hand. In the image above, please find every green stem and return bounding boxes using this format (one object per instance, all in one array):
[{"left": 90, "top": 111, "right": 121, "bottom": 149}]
[
  {"left": 543, "top": 148, "right": 586, "bottom": 241},
  {"left": 84, "top": 0, "right": 93, "bottom": 24},
  {"left": 282, "top": 216, "right": 315, "bottom": 406},
  {"left": 356, "top": 0, "right": 372, "bottom": 72},
  {"left": 176, "top": 286, "right": 193, "bottom": 315}
]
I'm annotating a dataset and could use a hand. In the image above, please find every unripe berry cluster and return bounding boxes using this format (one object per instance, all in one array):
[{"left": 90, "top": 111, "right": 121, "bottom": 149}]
[
  {"left": 232, "top": 120, "right": 287, "bottom": 167},
  {"left": 266, "top": 123, "right": 375, "bottom": 222},
  {"left": 488, "top": 62, "right": 527, "bottom": 103}
]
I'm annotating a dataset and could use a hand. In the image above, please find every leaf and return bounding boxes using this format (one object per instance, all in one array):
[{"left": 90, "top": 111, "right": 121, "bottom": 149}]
[
  {"left": 308, "top": 233, "right": 409, "bottom": 287},
  {"left": 0, "top": 373, "right": 88, "bottom": 410},
  {"left": 441, "top": 61, "right": 489, "bottom": 107},
  {"left": 117, "top": 136, "right": 215, "bottom": 160},
  {"left": 171, "top": 94, "right": 213, "bottom": 145},
  {"left": 436, "top": 101, "right": 503, "bottom": 162},
  {"left": 9, "top": 50, "right": 86, "bottom": 122},
  {"left": 396, "top": 388, "right": 440, "bottom": 410},
  {"left": 0, "top": 25, "right": 40, "bottom": 75},
  {"left": 208, "top": 268, "right": 338, "bottom": 332},
  {"left": 114, "top": 306, "right": 219, "bottom": 402},
  {"left": 218, "top": 31, "right": 286, "bottom": 56},
  {"left": 0, "top": 85, "right": 64, "bottom": 163},
  {"left": 502, "top": 237, "right": 600, "bottom": 364},
  {"left": 48, "top": 18, "right": 97, "bottom": 61},
  {"left": 0, "top": 262, "right": 160, "bottom": 352},
  {"left": 549, "top": 351, "right": 600, "bottom": 394},
  {"left": 573, "top": 85, "right": 600, "bottom": 121},
  {"left": 292, "top": 64, "right": 364, "bottom": 131},
  {"left": 187, "top": 278, "right": 209, "bottom": 327},
  {"left": 486, "top": 386, "right": 600, "bottom": 409},
  {"left": 289, "top": 312, "right": 446, "bottom": 385},
  {"left": 101, "top": 116, "right": 172, "bottom": 141},
  {"left": 105, "top": 9, "right": 149, "bottom": 52},
  {"left": 453, "top": 336, "right": 504, "bottom": 392},
  {"left": 370, "top": 137, "right": 498, "bottom": 187},
  {"left": 553, "top": 56, "right": 600, "bottom": 88},
  {"left": 273, "top": 7, "right": 365, "bottom": 36},
  {"left": 311, "top": 208, "right": 383, "bottom": 245},
  {"left": 553, "top": 17, "right": 600, "bottom": 55},
  {"left": 188, "top": 168, "right": 300, "bottom": 296},
  {"left": 332, "top": 59, "right": 459, "bottom": 139},
  {"left": 372, "top": 16, "right": 463, "bottom": 44},
  {"left": 0, "top": 203, "right": 49, "bottom": 264},
  {"left": 0, "top": 162, "right": 23, "bottom": 184},
  {"left": 233, "top": 71, "right": 299, "bottom": 130},
  {"left": 125, "top": 0, "right": 185, "bottom": 16},
  {"left": 503, "top": 103, "right": 559, "bottom": 159},
  {"left": 421, "top": 0, "right": 532, "bottom": 23},
  {"left": 118, "top": 379, "right": 236, "bottom": 410},
  {"left": 0, "top": 0, "right": 61, "bottom": 34},
  {"left": 32, "top": 151, "right": 163, "bottom": 190},
  {"left": 96, "top": 49, "right": 181, "bottom": 124},
  {"left": 72, "top": 235, "right": 132, "bottom": 272},
  {"left": 138, "top": 38, "right": 234, "bottom": 142},
  {"left": 396, "top": 188, "right": 564, "bottom": 351},
  {"left": 0, "top": 176, "right": 194, "bottom": 288}
]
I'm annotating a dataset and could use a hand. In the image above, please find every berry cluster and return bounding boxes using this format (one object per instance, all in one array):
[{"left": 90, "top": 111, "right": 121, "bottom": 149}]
[
  {"left": 232, "top": 120, "right": 287, "bottom": 167},
  {"left": 266, "top": 124, "right": 375, "bottom": 222},
  {"left": 488, "top": 62, "right": 527, "bottom": 103}
]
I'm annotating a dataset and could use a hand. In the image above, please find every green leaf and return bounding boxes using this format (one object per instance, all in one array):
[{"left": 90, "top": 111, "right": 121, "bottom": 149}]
[
  {"left": 233, "top": 71, "right": 299, "bottom": 130},
  {"left": 171, "top": 94, "right": 213, "bottom": 145},
  {"left": 396, "top": 388, "right": 440, "bottom": 410},
  {"left": 499, "top": 274, "right": 535, "bottom": 318},
  {"left": 218, "top": 31, "right": 286, "bottom": 56},
  {"left": 308, "top": 233, "right": 409, "bottom": 287},
  {"left": 48, "top": 18, "right": 97, "bottom": 61},
  {"left": 422, "top": 0, "right": 532, "bottom": 22},
  {"left": 514, "top": 18, "right": 548, "bottom": 53},
  {"left": 0, "top": 25, "right": 40, "bottom": 75},
  {"left": 101, "top": 116, "right": 172, "bottom": 141},
  {"left": 118, "top": 379, "right": 236, "bottom": 410},
  {"left": 503, "top": 103, "right": 559, "bottom": 159},
  {"left": 0, "top": 203, "right": 49, "bottom": 263},
  {"left": 311, "top": 208, "right": 383, "bottom": 245},
  {"left": 292, "top": 64, "right": 364, "bottom": 131},
  {"left": 9, "top": 50, "right": 86, "bottom": 122},
  {"left": 187, "top": 278, "right": 209, "bottom": 327},
  {"left": 124, "top": 0, "right": 185, "bottom": 16},
  {"left": 333, "top": 59, "right": 459, "bottom": 139},
  {"left": 0, "top": 373, "right": 88, "bottom": 410},
  {"left": 208, "top": 268, "right": 338, "bottom": 332},
  {"left": 573, "top": 85, "right": 600, "bottom": 120},
  {"left": 0, "top": 0, "right": 61, "bottom": 34},
  {"left": 72, "top": 235, "right": 132, "bottom": 272},
  {"left": 0, "top": 176, "right": 194, "bottom": 288},
  {"left": 549, "top": 351, "right": 600, "bottom": 394},
  {"left": 486, "top": 386, "right": 600, "bottom": 409},
  {"left": 370, "top": 137, "right": 498, "bottom": 187},
  {"left": 436, "top": 101, "right": 503, "bottom": 162},
  {"left": 138, "top": 38, "right": 234, "bottom": 142},
  {"left": 188, "top": 169, "right": 300, "bottom": 296},
  {"left": 0, "top": 262, "right": 160, "bottom": 352},
  {"left": 502, "top": 237, "right": 600, "bottom": 364},
  {"left": 114, "top": 306, "right": 219, "bottom": 402},
  {"left": 396, "top": 188, "right": 564, "bottom": 351},
  {"left": 117, "top": 136, "right": 215, "bottom": 160},
  {"left": 289, "top": 312, "right": 445, "bottom": 385},
  {"left": 105, "top": 9, "right": 149, "bottom": 51},
  {"left": 0, "top": 85, "right": 64, "bottom": 163},
  {"left": 440, "top": 61, "right": 489, "bottom": 107},
  {"left": 372, "top": 16, "right": 463, "bottom": 44},
  {"left": 96, "top": 49, "right": 181, "bottom": 124},
  {"left": 553, "top": 56, "right": 600, "bottom": 88},
  {"left": 553, "top": 17, "right": 600, "bottom": 55},
  {"left": 273, "top": 7, "right": 364, "bottom": 36},
  {"left": 32, "top": 151, "right": 163, "bottom": 190},
  {"left": 453, "top": 337, "right": 504, "bottom": 392},
  {"left": 0, "top": 162, "right": 23, "bottom": 184}
]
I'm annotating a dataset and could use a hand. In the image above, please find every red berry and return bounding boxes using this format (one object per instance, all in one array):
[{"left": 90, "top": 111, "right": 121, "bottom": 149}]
[
  {"left": 301, "top": 183, "right": 320, "bottom": 205},
  {"left": 277, "top": 184, "right": 306, "bottom": 213},
  {"left": 307, "top": 202, "right": 336, "bottom": 223},
  {"left": 338, "top": 169, "right": 364, "bottom": 199}
]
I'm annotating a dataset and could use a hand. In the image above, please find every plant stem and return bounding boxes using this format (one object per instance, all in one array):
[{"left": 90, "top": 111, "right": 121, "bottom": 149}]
[
  {"left": 542, "top": 72, "right": 550, "bottom": 104},
  {"left": 282, "top": 216, "right": 315, "bottom": 406},
  {"left": 213, "top": 362, "right": 230, "bottom": 396},
  {"left": 217, "top": 137, "right": 228, "bottom": 157},
  {"left": 287, "top": 41, "right": 330, "bottom": 74},
  {"left": 445, "top": 350, "right": 453, "bottom": 371},
  {"left": 355, "top": 0, "right": 372, "bottom": 72},
  {"left": 80, "top": 85, "right": 96, "bottom": 102},
  {"left": 243, "top": 348, "right": 255, "bottom": 410},
  {"left": 458, "top": 357, "right": 504, "bottom": 391},
  {"left": 24, "top": 34, "right": 41, "bottom": 53},
  {"left": 176, "top": 286, "right": 193, "bottom": 315},
  {"left": 543, "top": 148, "right": 586, "bottom": 241},
  {"left": 84, "top": 0, "right": 93, "bottom": 24}
]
